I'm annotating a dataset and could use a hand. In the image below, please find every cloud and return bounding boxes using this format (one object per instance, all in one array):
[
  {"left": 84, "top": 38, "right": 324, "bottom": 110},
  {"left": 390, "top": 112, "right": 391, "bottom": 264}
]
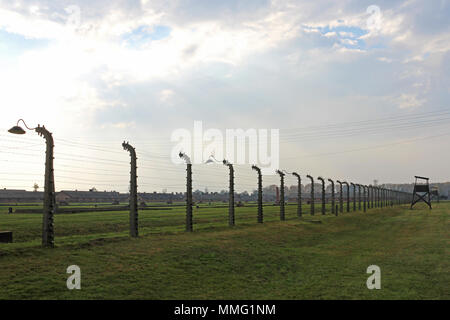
[
  {"left": 102, "top": 121, "right": 136, "bottom": 129},
  {"left": 323, "top": 31, "right": 336, "bottom": 37},
  {"left": 0, "top": 0, "right": 449, "bottom": 187},
  {"left": 377, "top": 56, "right": 392, "bottom": 63},
  {"left": 159, "top": 89, "right": 175, "bottom": 104},
  {"left": 396, "top": 94, "right": 426, "bottom": 109}
]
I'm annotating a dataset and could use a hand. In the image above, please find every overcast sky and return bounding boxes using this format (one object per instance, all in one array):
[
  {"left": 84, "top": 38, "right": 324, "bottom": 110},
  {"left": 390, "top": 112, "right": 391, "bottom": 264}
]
[{"left": 0, "top": 0, "right": 449, "bottom": 193}]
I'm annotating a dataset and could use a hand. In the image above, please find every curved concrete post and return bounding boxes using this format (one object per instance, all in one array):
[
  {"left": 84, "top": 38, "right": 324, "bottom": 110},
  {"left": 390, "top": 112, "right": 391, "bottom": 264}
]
[
  {"left": 328, "top": 179, "right": 336, "bottom": 215},
  {"left": 179, "top": 152, "right": 193, "bottom": 232},
  {"left": 318, "top": 177, "right": 326, "bottom": 215},
  {"left": 357, "top": 184, "right": 362, "bottom": 211},
  {"left": 123, "top": 141, "right": 138, "bottom": 237},
  {"left": 351, "top": 182, "right": 356, "bottom": 212},
  {"left": 336, "top": 180, "right": 343, "bottom": 214},
  {"left": 342, "top": 182, "right": 350, "bottom": 213},
  {"left": 306, "top": 175, "right": 315, "bottom": 215},
  {"left": 276, "top": 170, "right": 286, "bottom": 221},
  {"left": 223, "top": 160, "right": 235, "bottom": 226},
  {"left": 363, "top": 185, "right": 367, "bottom": 212},
  {"left": 36, "top": 126, "right": 56, "bottom": 247},
  {"left": 292, "top": 172, "right": 302, "bottom": 218},
  {"left": 252, "top": 165, "right": 263, "bottom": 223}
]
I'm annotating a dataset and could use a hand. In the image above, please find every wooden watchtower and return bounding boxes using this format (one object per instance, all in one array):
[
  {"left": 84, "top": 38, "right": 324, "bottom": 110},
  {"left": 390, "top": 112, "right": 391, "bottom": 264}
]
[{"left": 410, "top": 176, "right": 432, "bottom": 209}]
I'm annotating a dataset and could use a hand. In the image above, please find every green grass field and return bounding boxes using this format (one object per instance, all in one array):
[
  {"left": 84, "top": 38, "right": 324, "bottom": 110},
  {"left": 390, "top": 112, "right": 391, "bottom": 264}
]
[{"left": 0, "top": 202, "right": 448, "bottom": 299}]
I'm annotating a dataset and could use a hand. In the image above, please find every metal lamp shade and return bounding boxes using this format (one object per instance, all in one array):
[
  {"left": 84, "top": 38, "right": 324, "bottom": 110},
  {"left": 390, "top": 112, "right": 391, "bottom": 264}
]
[{"left": 8, "top": 126, "right": 26, "bottom": 134}]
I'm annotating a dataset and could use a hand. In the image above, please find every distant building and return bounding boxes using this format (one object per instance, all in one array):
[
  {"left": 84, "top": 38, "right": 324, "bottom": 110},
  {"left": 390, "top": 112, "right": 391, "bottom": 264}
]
[
  {"left": 138, "top": 192, "right": 184, "bottom": 203},
  {"left": 0, "top": 189, "right": 43, "bottom": 203},
  {"left": 56, "top": 190, "right": 123, "bottom": 203}
]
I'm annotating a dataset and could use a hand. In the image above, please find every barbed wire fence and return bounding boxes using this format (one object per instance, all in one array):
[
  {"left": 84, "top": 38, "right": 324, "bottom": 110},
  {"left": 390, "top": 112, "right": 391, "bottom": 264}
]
[{"left": 1, "top": 108, "right": 449, "bottom": 246}]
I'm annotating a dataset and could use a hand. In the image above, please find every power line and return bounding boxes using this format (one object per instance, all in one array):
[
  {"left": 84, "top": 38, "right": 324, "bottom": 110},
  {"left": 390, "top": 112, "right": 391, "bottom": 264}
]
[{"left": 282, "top": 131, "right": 450, "bottom": 160}]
